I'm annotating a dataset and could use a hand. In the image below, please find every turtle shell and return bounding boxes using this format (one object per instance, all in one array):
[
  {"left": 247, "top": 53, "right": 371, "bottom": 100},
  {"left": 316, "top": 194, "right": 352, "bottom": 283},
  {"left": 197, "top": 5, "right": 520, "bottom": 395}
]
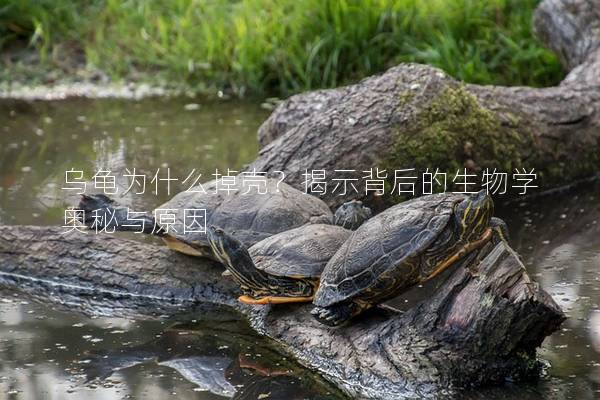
[
  {"left": 314, "top": 193, "right": 466, "bottom": 307},
  {"left": 248, "top": 224, "right": 351, "bottom": 278},
  {"left": 160, "top": 178, "right": 333, "bottom": 247}
]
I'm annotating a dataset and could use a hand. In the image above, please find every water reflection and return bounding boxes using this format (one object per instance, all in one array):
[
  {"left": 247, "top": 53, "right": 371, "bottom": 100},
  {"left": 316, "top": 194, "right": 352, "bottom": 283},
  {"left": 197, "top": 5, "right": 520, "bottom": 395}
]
[
  {"left": 492, "top": 183, "right": 600, "bottom": 399},
  {"left": 0, "top": 98, "right": 266, "bottom": 225},
  {"left": 0, "top": 292, "right": 339, "bottom": 399},
  {"left": 81, "top": 321, "right": 335, "bottom": 399}
]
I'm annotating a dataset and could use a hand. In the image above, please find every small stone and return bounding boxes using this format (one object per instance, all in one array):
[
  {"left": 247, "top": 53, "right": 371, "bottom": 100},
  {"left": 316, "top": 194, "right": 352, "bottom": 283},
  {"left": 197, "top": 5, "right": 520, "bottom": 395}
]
[{"left": 184, "top": 103, "right": 200, "bottom": 111}]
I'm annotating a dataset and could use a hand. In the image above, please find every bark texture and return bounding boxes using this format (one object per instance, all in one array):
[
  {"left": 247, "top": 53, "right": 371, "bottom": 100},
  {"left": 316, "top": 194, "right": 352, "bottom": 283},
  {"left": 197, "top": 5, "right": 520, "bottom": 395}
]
[
  {"left": 0, "top": 226, "right": 564, "bottom": 399},
  {"left": 252, "top": 0, "right": 600, "bottom": 208}
]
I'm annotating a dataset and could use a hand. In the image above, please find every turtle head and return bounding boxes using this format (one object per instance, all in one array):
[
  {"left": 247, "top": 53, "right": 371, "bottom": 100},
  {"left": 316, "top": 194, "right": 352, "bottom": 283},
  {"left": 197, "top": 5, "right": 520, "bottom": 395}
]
[
  {"left": 77, "top": 194, "right": 117, "bottom": 226},
  {"left": 453, "top": 190, "right": 494, "bottom": 242},
  {"left": 206, "top": 225, "right": 241, "bottom": 267},
  {"left": 334, "top": 200, "right": 372, "bottom": 230},
  {"left": 78, "top": 193, "right": 115, "bottom": 212}
]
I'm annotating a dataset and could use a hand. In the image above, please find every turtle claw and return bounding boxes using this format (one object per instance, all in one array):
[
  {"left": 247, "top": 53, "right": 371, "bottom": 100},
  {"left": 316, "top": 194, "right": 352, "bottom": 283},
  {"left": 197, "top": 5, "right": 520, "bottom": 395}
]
[
  {"left": 466, "top": 265, "right": 481, "bottom": 277},
  {"left": 311, "top": 305, "right": 353, "bottom": 327},
  {"left": 221, "top": 269, "right": 233, "bottom": 278}
]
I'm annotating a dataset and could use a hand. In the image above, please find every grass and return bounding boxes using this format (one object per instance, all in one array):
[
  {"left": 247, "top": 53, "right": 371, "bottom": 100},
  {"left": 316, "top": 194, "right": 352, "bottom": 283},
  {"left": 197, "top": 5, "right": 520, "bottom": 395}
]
[{"left": 0, "top": 0, "right": 564, "bottom": 96}]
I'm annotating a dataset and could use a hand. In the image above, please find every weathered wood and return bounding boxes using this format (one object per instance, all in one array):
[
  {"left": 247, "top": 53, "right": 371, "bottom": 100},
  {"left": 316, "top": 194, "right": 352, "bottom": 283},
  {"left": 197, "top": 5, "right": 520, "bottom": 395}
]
[
  {"left": 0, "top": 226, "right": 564, "bottom": 399},
  {"left": 253, "top": 0, "right": 600, "bottom": 208}
]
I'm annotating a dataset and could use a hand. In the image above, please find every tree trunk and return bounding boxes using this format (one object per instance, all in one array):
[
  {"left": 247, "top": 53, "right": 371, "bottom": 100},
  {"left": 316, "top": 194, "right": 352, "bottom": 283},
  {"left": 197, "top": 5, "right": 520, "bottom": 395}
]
[
  {"left": 0, "top": 225, "right": 564, "bottom": 399},
  {"left": 253, "top": 0, "right": 600, "bottom": 208}
]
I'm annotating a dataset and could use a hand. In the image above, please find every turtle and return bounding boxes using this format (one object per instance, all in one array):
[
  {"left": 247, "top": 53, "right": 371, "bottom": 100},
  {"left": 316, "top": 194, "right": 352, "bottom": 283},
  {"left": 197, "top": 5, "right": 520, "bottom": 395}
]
[
  {"left": 311, "top": 190, "right": 509, "bottom": 326},
  {"left": 206, "top": 223, "right": 353, "bottom": 304},
  {"left": 78, "top": 177, "right": 371, "bottom": 260},
  {"left": 333, "top": 199, "right": 373, "bottom": 230}
]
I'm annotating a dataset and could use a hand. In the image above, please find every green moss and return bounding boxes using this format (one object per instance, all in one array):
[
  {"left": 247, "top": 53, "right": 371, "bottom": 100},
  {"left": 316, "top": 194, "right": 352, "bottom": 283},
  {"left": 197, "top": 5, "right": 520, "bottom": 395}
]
[
  {"left": 382, "top": 85, "right": 600, "bottom": 198},
  {"left": 397, "top": 90, "right": 416, "bottom": 108},
  {"left": 505, "top": 112, "right": 521, "bottom": 126},
  {"left": 542, "top": 139, "right": 600, "bottom": 185},
  {"left": 510, "top": 349, "right": 541, "bottom": 380},
  {"left": 385, "top": 85, "right": 529, "bottom": 183}
]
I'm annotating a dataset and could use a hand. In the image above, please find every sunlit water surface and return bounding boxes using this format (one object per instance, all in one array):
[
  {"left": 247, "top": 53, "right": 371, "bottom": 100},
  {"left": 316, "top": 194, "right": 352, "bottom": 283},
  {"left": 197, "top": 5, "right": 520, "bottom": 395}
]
[{"left": 0, "top": 99, "right": 598, "bottom": 399}]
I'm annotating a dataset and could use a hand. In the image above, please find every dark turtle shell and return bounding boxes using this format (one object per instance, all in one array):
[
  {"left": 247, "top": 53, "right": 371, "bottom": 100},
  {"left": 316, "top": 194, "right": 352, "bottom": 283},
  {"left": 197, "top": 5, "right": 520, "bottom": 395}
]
[
  {"left": 248, "top": 224, "right": 351, "bottom": 278},
  {"left": 314, "top": 193, "right": 466, "bottom": 307},
  {"left": 162, "top": 178, "right": 333, "bottom": 248}
]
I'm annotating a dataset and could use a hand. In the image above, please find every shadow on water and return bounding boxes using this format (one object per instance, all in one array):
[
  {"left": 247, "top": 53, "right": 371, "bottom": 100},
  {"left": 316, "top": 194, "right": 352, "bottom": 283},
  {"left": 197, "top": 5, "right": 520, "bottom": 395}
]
[{"left": 0, "top": 98, "right": 599, "bottom": 399}]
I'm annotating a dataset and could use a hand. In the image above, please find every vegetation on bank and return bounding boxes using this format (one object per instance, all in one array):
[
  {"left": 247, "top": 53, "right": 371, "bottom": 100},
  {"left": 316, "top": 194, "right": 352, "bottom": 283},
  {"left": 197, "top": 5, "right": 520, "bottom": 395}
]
[{"left": 0, "top": 0, "right": 564, "bottom": 96}]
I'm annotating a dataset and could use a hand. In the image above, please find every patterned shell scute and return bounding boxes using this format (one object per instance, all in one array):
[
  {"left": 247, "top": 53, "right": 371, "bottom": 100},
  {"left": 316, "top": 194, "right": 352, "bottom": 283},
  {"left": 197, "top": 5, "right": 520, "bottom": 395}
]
[
  {"left": 248, "top": 224, "right": 352, "bottom": 278},
  {"left": 314, "top": 193, "right": 465, "bottom": 307},
  {"left": 160, "top": 178, "right": 334, "bottom": 246}
]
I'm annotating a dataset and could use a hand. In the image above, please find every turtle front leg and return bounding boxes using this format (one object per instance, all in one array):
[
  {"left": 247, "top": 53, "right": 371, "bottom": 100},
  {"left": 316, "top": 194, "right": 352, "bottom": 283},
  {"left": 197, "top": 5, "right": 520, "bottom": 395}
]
[
  {"left": 311, "top": 301, "right": 371, "bottom": 327},
  {"left": 239, "top": 277, "right": 318, "bottom": 305}
]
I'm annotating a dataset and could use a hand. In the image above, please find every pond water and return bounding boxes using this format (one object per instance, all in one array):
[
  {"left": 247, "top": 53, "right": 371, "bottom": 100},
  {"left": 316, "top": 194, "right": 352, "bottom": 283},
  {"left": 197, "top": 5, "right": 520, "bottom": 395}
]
[{"left": 0, "top": 98, "right": 598, "bottom": 399}]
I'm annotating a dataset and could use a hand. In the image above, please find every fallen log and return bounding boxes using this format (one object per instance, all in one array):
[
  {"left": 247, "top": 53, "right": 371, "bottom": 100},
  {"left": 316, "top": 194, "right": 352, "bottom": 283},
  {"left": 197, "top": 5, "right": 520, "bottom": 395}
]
[
  {"left": 0, "top": 225, "right": 564, "bottom": 399},
  {"left": 253, "top": 0, "right": 600, "bottom": 208}
]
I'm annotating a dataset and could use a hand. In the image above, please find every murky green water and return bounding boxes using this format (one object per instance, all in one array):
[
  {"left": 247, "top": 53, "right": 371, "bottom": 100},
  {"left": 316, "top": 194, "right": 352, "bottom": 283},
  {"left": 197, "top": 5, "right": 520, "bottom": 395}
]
[
  {"left": 0, "top": 98, "right": 264, "bottom": 225},
  {"left": 0, "top": 99, "right": 598, "bottom": 399}
]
